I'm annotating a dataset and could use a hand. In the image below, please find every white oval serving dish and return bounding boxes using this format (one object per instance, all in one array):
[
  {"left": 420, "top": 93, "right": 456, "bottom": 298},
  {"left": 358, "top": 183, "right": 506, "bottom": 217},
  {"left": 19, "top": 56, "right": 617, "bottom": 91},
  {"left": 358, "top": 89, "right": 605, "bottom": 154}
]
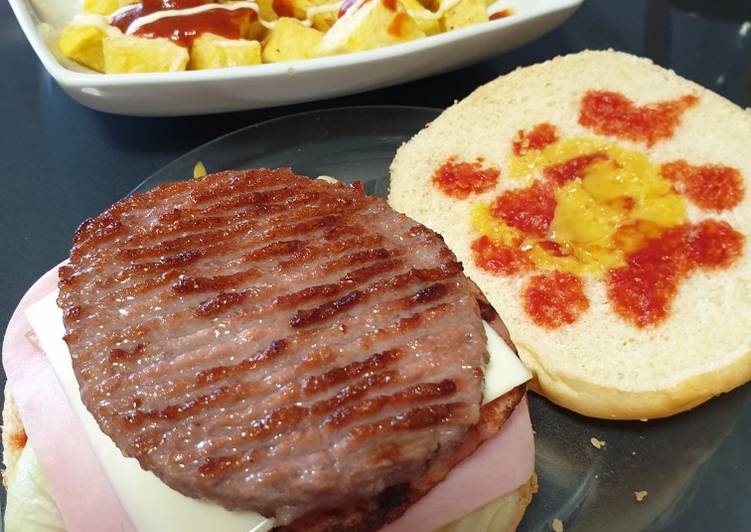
[{"left": 8, "top": 0, "right": 581, "bottom": 116}]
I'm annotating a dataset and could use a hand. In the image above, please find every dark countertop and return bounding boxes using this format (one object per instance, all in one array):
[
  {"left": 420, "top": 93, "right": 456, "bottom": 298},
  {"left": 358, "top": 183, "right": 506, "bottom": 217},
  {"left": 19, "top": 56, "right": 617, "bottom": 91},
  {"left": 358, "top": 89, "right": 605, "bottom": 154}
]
[{"left": 2, "top": 0, "right": 750, "bottom": 530}]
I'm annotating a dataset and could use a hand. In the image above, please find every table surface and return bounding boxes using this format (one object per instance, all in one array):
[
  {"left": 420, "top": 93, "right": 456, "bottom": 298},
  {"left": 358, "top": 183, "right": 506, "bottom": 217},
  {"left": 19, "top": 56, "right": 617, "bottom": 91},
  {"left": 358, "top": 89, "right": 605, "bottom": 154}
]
[{"left": 2, "top": 0, "right": 751, "bottom": 530}]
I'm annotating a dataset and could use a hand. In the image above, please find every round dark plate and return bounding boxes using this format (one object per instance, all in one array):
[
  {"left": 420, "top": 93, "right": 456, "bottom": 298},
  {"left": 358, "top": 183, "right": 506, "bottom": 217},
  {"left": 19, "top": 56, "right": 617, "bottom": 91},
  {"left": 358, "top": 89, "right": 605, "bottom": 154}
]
[{"left": 135, "top": 106, "right": 751, "bottom": 532}]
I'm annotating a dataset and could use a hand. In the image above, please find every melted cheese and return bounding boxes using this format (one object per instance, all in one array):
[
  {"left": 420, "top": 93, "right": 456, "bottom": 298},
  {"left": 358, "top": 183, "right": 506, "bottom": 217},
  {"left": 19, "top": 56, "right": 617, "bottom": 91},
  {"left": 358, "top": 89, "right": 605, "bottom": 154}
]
[{"left": 19, "top": 288, "right": 529, "bottom": 531}]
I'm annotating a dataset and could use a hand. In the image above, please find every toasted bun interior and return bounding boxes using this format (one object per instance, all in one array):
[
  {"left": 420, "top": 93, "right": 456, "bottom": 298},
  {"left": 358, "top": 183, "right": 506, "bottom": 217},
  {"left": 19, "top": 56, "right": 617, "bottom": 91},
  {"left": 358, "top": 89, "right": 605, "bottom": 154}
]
[{"left": 389, "top": 50, "right": 751, "bottom": 419}]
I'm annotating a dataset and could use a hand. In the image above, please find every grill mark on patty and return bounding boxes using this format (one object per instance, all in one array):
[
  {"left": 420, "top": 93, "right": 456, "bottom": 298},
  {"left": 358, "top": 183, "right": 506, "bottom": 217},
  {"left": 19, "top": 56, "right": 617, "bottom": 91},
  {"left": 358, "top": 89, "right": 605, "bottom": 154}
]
[
  {"left": 74, "top": 203, "right": 348, "bottom": 292},
  {"left": 324, "top": 223, "right": 366, "bottom": 241},
  {"left": 110, "top": 270, "right": 184, "bottom": 301},
  {"left": 200, "top": 186, "right": 319, "bottom": 215},
  {"left": 75, "top": 319, "right": 157, "bottom": 379},
  {"left": 113, "top": 249, "right": 205, "bottom": 284},
  {"left": 95, "top": 215, "right": 341, "bottom": 288},
  {"left": 216, "top": 371, "right": 405, "bottom": 446},
  {"left": 69, "top": 208, "right": 388, "bottom": 310},
  {"left": 208, "top": 397, "right": 474, "bottom": 475},
  {"left": 108, "top": 342, "right": 147, "bottom": 362},
  {"left": 313, "top": 248, "right": 391, "bottom": 275},
  {"left": 172, "top": 268, "right": 262, "bottom": 294},
  {"left": 126, "top": 347, "right": 399, "bottom": 435},
  {"left": 73, "top": 191, "right": 327, "bottom": 275},
  {"left": 144, "top": 191, "right": 319, "bottom": 242},
  {"left": 195, "top": 339, "right": 287, "bottom": 387},
  {"left": 123, "top": 383, "right": 240, "bottom": 428},
  {"left": 408, "top": 283, "right": 450, "bottom": 305},
  {"left": 72, "top": 212, "right": 124, "bottom": 248},
  {"left": 195, "top": 292, "right": 249, "bottom": 317},
  {"left": 301, "top": 349, "right": 403, "bottom": 395},
  {"left": 198, "top": 449, "right": 264, "bottom": 478},
  {"left": 130, "top": 257, "right": 407, "bottom": 371},
  {"left": 291, "top": 290, "right": 364, "bottom": 328},
  {"left": 345, "top": 403, "right": 467, "bottom": 444},
  {"left": 278, "top": 234, "right": 383, "bottom": 271},
  {"left": 124, "top": 300, "right": 436, "bottom": 406},
  {"left": 242, "top": 240, "right": 306, "bottom": 262},
  {"left": 118, "top": 223, "right": 256, "bottom": 260},
  {"left": 290, "top": 271, "right": 456, "bottom": 329},
  {"left": 190, "top": 171, "right": 297, "bottom": 203},
  {"left": 137, "top": 236, "right": 382, "bottom": 304},
  {"left": 322, "top": 379, "right": 458, "bottom": 429},
  {"left": 341, "top": 258, "right": 403, "bottom": 285}
]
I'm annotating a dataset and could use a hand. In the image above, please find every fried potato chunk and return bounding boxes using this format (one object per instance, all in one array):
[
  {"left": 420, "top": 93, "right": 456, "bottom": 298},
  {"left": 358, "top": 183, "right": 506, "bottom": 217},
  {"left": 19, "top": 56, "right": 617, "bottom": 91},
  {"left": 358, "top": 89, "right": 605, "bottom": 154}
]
[
  {"left": 83, "top": 0, "right": 137, "bottom": 15},
  {"left": 262, "top": 18, "right": 324, "bottom": 62},
  {"left": 103, "top": 35, "right": 189, "bottom": 73},
  {"left": 189, "top": 33, "right": 262, "bottom": 69},
  {"left": 275, "top": 0, "right": 339, "bottom": 31},
  {"left": 400, "top": 0, "right": 440, "bottom": 35},
  {"left": 320, "top": 0, "right": 425, "bottom": 54},
  {"left": 58, "top": 25, "right": 107, "bottom": 72},
  {"left": 441, "top": 0, "right": 488, "bottom": 31}
]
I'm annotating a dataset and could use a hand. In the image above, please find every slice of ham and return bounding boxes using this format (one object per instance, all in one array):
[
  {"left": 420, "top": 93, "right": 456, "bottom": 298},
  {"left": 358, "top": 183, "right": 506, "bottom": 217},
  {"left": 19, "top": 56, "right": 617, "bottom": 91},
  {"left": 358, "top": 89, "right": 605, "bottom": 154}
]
[
  {"left": 3, "top": 267, "right": 534, "bottom": 532},
  {"left": 2, "top": 265, "right": 136, "bottom": 532},
  {"left": 381, "top": 398, "right": 533, "bottom": 532}
]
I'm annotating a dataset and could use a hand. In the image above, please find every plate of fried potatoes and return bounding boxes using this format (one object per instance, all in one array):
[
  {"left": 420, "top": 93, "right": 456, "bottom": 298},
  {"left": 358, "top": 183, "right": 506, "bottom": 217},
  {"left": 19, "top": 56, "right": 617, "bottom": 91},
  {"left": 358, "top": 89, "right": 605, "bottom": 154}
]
[{"left": 9, "top": 0, "right": 580, "bottom": 115}]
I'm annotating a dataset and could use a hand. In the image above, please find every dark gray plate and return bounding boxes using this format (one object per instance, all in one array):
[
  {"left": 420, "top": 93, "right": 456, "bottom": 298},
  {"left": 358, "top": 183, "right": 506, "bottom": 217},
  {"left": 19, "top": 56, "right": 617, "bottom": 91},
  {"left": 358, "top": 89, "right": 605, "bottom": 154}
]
[{"left": 135, "top": 106, "right": 751, "bottom": 532}]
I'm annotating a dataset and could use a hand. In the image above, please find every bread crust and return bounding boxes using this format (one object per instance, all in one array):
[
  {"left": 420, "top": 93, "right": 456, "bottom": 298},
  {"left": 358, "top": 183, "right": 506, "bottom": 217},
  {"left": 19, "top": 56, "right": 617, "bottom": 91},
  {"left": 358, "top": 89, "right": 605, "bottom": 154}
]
[
  {"left": 520, "top": 343, "right": 751, "bottom": 419},
  {"left": 505, "top": 473, "right": 537, "bottom": 532}
]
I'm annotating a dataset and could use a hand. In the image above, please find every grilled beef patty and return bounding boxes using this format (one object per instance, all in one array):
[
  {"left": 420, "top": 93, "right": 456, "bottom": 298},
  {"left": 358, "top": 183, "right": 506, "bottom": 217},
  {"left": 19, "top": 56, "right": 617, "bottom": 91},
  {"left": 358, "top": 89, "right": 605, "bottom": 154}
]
[{"left": 58, "top": 169, "right": 494, "bottom": 525}]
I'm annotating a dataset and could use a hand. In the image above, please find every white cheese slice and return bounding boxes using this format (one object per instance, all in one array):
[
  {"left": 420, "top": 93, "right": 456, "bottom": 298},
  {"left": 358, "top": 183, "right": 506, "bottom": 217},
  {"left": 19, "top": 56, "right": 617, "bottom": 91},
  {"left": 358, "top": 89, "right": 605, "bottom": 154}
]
[
  {"left": 482, "top": 321, "right": 530, "bottom": 403},
  {"left": 25, "top": 292, "right": 275, "bottom": 532},
  {"left": 22, "top": 287, "right": 530, "bottom": 532}
]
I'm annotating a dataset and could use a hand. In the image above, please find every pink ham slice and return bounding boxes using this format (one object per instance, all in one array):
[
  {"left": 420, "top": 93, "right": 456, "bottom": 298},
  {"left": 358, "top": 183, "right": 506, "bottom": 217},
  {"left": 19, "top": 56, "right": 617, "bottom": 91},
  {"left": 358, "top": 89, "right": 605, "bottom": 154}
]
[
  {"left": 2, "top": 267, "right": 534, "bottom": 531},
  {"left": 2, "top": 266, "right": 136, "bottom": 532},
  {"left": 381, "top": 398, "right": 533, "bottom": 532}
]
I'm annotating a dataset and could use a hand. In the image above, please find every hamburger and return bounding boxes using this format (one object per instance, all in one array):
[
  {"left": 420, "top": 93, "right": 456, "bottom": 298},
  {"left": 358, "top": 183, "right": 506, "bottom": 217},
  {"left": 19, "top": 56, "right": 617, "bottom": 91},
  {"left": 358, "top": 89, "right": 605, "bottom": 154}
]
[{"left": 2, "top": 168, "right": 535, "bottom": 531}]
